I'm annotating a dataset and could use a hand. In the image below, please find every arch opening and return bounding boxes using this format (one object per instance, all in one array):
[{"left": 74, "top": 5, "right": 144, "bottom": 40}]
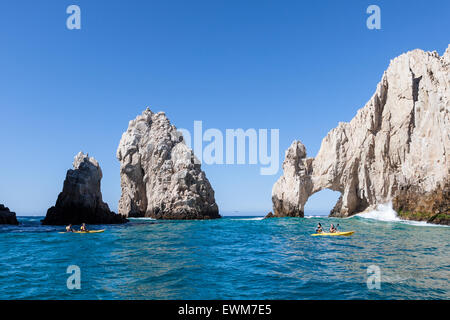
[{"left": 303, "top": 189, "right": 341, "bottom": 216}]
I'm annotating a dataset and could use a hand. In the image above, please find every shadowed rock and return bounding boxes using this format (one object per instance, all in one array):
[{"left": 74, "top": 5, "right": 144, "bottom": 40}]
[
  {"left": 0, "top": 204, "right": 19, "bottom": 225},
  {"left": 264, "top": 212, "right": 274, "bottom": 219},
  {"left": 42, "top": 152, "right": 127, "bottom": 225},
  {"left": 117, "top": 108, "right": 220, "bottom": 220}
]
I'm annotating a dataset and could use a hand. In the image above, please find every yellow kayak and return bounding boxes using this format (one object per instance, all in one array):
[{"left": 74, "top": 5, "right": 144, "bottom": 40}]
[
  {"left": 74, "top": 229, "right": 105, "bottom": 234},
  {"left": 59, "top": 229, "right": 105, "bottom": 234},
  {"left": 311, "top": 231, "right": 355, "bottom": 236}
]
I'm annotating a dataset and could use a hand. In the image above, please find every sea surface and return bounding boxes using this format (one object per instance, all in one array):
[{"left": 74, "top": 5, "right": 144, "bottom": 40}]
[{"left": 0, "top": 208, "right": 449, "bottom": 300}]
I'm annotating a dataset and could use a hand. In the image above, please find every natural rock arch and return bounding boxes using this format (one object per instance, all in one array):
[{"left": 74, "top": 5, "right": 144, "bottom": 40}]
[{"left": 272, "top": 46, "right": 450, "bottom": 221}]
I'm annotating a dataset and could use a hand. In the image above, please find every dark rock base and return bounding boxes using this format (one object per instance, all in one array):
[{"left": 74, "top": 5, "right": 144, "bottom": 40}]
[
  {"left": 393, "top": 182, "right": 450, "bottom": 225},
  {"left": 147, "top": 208, "right": 221, "bottom": 220},
  {"left": 271, "top": 196, "right": 304, "bottom": 218},
  {"left": 42, "top": 206, "right": 128, "bottom": 225},
  {"left": 329, "top": 195, "right": 343, "bottom": 217},
  {"left": 264, "top": 212, "right": 274, "bottom": 219},
  {"left": 0, "top": 204, "right": 19, "bottom": 225}
]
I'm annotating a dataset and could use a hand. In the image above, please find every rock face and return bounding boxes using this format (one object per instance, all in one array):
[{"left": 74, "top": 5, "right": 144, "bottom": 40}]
[
  {"left": 393, "top": 181, "right": 450, "bottom": 225},
  {"left": 272, "top": 141, "right": 314, "bottom": 217},
  {"left": 117, "top": 108, "right": 220, "bottom": 219},
  {"left": 272, "top": 45, "right": 450, "bottom": 223},
  {"left": 42, "top": 152, "right": 127, "bottom": 225},
  {"left": 264, "top": 212, "right": 274, "bottom": 219},
  {"left": 0, "top": 204, "right": 19, "bottom": 225}
]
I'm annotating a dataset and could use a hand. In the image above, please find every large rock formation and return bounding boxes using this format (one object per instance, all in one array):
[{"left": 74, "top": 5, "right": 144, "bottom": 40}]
[
  {"left": 0, "top": 204, "right": 19, "bottom": 225},
  {"left": 117, "top": 108, "right": 220, "bottom": 219},
  {"left": 42, "top": 152, "right": 127, "bottom": 225},
  {"left": 272, "top": 45, "right": 450, "bottom": 224}
]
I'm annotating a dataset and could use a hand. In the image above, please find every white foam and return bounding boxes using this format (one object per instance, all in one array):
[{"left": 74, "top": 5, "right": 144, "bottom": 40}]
[
  {"left": 355, "top": 202, "right": 448, "bottom": 227},
  {"left": 356, "top": 202, "right": 401, "bottom": 222},
  {"left": 128, "top": 217, "right": 156, "bottom": 221},
  {"left": 231, "top": 217, "right": 264, "bottom": 221}
]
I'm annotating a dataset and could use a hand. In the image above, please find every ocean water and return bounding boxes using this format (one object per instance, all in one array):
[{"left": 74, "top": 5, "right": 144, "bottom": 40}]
[{"left": 0, "top": 210, "right": 449, "bottom": 300}]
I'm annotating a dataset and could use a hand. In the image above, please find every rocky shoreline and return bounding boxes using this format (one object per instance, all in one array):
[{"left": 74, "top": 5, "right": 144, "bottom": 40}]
[{"left": 393, "top": 182, "right": 450, "bottom": 225}]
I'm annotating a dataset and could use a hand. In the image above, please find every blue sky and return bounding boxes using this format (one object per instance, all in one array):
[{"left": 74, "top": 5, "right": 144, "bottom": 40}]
[{"left": 0, "top": 0, "right": 449, "bottom": 215}]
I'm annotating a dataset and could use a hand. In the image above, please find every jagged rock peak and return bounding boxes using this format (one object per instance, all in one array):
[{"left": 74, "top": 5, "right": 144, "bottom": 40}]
[
  {"left": 272, "top": 45, "right": 450, "bottom": 224},
  {"left": 271, "top": 140, "right": 313, "bottom": 217},
  {"left": 117, "top": 107, "right": 220, "bottom": 220},
  {"left": 42, "top": 152, "right": 127, "bottom": 225},
  {"left": 442, "top": 44, "right": 450, "bottom": 64}
]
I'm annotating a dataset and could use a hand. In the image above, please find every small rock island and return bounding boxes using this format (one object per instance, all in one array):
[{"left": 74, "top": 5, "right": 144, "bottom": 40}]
[
  {"left": 0, "top": 204, "right": 19, "bottom": 225},
  {"left": 117, "top": 108, "right": 220, "bottom": 219},
  {"left": 42, "top": 152, "right": 127, "bottom": 225}
]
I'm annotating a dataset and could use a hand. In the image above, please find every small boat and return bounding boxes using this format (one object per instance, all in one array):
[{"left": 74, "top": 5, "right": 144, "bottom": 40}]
[
  {"left": 59, "top": 229, "right": 105, "bottom": 234},
  {"left": 311, "top": 231, "right": 355, "bottom": 236},
  {"left": 73, "top": 229, "right": 105, "bottom": 234}
]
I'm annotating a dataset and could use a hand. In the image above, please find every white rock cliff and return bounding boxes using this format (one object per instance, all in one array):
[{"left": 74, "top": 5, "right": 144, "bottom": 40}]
[
  {"left": 117, "top": 108, "right": 220, "bottom": 219},
  {"left": 272, "top": 45, "right": 450, "bottom": 224}
]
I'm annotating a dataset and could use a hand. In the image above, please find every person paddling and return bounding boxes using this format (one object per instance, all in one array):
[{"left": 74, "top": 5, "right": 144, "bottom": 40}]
[
  {"left": 315, "top": 223, "right": 323, "bottom": 233},
  {"left": 80, "top": 223, "right": 89, "bottom": 232},
  {"left": 329, "top": 224, "right": 337, "bottom": 233},
  {"left": 65, "top": 224, "right": 74, "bottom": 232}
]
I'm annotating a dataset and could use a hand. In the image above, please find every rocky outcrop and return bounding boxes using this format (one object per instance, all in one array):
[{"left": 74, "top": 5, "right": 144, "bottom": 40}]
[
  {"left": 264, "top": 212, "right": 274, "bottom": 219},
  {"left": 393, "top": 182, "right": 450, "bottom": 225},
  {"left": 271, "top": 141, "right": 313, "bottom": 217},
  {"left": 0, "top": 204, "right": 19, "bottom": 225},
  {"left": 117, "top": 108, "right": 220, "bottom": 220},
  {"left": 273, "top": 45, "right": 450, "bottom": 223},
  {"left": 42, "top": 152, "right": 127, "bottom": 225}
]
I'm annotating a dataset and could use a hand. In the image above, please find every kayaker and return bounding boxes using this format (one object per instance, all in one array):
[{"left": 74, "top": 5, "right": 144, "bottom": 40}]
[
  {"left": 315, "top": 223, "right": 323, "bottom": 233},
  {"left": 80, "top": 223, "right": 88, "bottom": 232},
  {"left": 329, "top": 224, "right": 337, "bottom": 233},
  {"left": 65, "top": 224, "right": 74, "bottom": 232}
]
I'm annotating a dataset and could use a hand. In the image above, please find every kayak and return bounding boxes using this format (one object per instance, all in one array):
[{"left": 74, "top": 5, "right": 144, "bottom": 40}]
[
  {"left": 59, "top": 229, "right": 105, "bottom": 234},
  {"left": 311, "top": 231, "right": 355, "bottom": 236},
  {"left": 73, "top": 229, "right": 105, "bottom": 234}
]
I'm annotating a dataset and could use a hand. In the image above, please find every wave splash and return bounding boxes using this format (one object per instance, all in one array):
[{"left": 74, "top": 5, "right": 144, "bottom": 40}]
[
  {"left": 355, "top": 202, "right": 447, "bottom": 227},
  {"left": 231, "top": 217, "right": 265, "bottom": 221},
  {"left": 356, "top": 202, "right": 400, "bottom": 222}
]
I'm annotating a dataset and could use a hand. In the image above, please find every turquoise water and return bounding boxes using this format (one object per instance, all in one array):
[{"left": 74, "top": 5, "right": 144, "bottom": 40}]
[{"left": 0, "top": 215, "right": 449, "bottom": 299}]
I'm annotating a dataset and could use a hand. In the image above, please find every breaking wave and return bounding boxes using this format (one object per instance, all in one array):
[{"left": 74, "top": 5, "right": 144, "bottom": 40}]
[
  {"left": 356, "top": 202, "right": 400, "bottom": 222},
  {"left": 355, "top": 202, "right": 447, "bottom": 227}
]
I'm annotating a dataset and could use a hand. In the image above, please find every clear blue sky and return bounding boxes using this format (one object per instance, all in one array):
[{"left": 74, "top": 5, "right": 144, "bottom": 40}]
[{"left": 0, "top": 0, "right": 449, "bottom": 215}]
